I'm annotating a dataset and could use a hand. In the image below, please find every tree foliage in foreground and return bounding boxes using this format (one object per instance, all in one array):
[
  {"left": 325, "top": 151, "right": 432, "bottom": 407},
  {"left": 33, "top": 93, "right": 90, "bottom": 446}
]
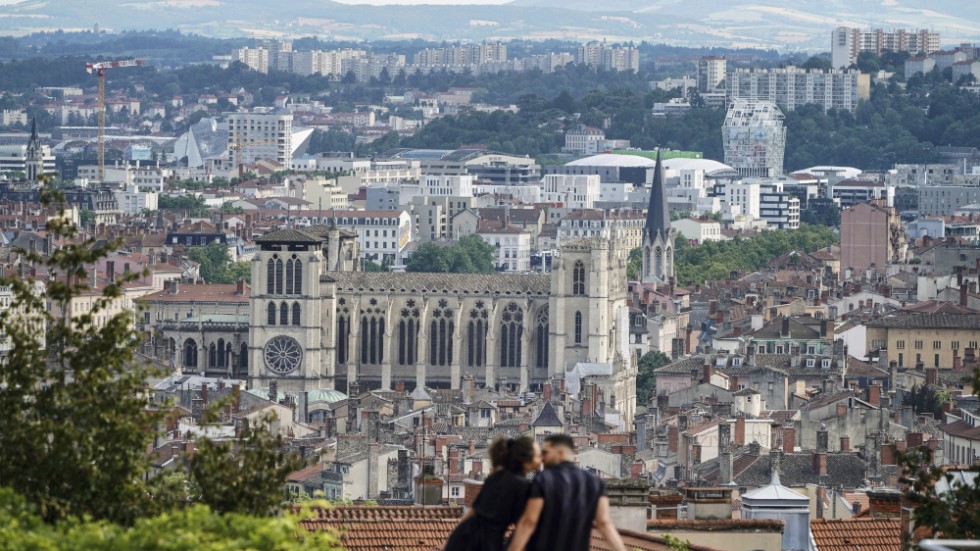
[
  {"left": 0, "top": 187, "right": 322, "bottom": 539},
  {"left": 0, "top": 488, "right": 342, "bottom": 550},
  {"left": 406, "top": 234, "right": 497, "bottom": 274},
  {"left": 0, "top": 192, "right": 157, "bottom": 524}
]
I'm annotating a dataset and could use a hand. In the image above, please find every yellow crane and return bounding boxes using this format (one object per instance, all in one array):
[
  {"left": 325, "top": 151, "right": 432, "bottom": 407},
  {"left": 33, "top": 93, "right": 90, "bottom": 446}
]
[{"left": 85, "top": 59, "right": 144, "bottom": 183}]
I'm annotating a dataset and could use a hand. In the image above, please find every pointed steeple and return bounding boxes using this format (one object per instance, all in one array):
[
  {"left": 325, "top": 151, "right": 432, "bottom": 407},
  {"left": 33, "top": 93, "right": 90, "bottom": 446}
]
[
  {"left": 644, "top": 149, "right": 670, "bottom": 242},
  {"left": 29, "top": 116, "right": 37, "bottom": 143}
]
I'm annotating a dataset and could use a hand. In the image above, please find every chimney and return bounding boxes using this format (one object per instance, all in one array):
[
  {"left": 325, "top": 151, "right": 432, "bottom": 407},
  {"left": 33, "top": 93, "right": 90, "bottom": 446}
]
[
  {"left": 837, "top": 402, "right": 847, "bottom": 417},
  {"left": 781, "top": 317, "right": 790, "bottom": 338},
  {"left": 813, "top": 449, "right": 828, "bottom": 477},
  {"left": 630, "top": 459, "right": 644, "bottom": 479},
  {"left": 106, "top": 260, "right": 115, "bottom": 283},
  {"left": 821, "top": 319, "right": 834, "bottom": 342},
  {"left": 868, "top": 384, "right": 881, "bottom": 407},
  {"left": 925, "top": 367, "right": 938, "bottom": 386},
  {"left": 961, "top": 284, "right": 969, "bottom": 306},
  {"left": 783, "top": 427, "right": 796, "bottom": 454},
  {"left": 201, "top": 383, "right": 208, "bottom": 405},
  {"left": 840, "top": 436, "right": 850, "bottom": 453},
  {"left": 691, "top": 443, "right": 702, "bottom": 466},
  {"left": 816, "top": 427, "right": 829, "bottom": 452},
  {"left": 668, "top": 425, "right": 679, "bottom": 453},
  {"left": 907, "top": 432, "right": 924, "bottom": 448},
  {"left": 649, "top": 491, "right": 684, "bottom": 520},
  {"left": 543, "top": 381, "right": 552, "bottom": 402},
  {"left": 236, "top": 279, "right": 245, "bottom": 295},
  {"left": 735, "top": 417, "right": 746, "bottom": 445},
  {"left": 702, "top": 358, "right": 713, "bottom": 385},
  {"left": 866, "top": 489, "right": 902, "bottom": 518},
  {"left": 395, "top": 380, "right": 405, "bottom": 393}
]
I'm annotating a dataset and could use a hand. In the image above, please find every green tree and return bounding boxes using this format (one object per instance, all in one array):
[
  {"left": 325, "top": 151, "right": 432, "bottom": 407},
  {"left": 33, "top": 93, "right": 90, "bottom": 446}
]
[
  {"left": 187, "top": 242, "right": 250, "bottom": 284},
  {"left": 189, "top": 416, "right": 305, "bottom": 516},
  {"left": 0, "top": 487, "right": 342, "bottom": 549},
  {"left": 0, "top": 189, "right": 159, "bottom": 524},
  {"left": 405, "top": 235, "right": 496, "bottom": 274},
  {"left": 636, "top": 350, "right": 671, "bottom": 405}
]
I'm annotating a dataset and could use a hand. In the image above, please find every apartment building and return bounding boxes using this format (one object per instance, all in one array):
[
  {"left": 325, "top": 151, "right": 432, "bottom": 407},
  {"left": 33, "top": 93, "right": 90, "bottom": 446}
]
[
  {"left": 840, "top": 200, "right": 906, "bottom": 274},
  {"left": 726, "top": 66, "right": 871, "bottom": 113},
  {"left": 918, "top": 182, "right": 980, "bottom": 216},
  {"left": 564, "top": 125, "right": 606, "bottom": 155},
  {"left": 476, "top": 221, "right": 532, "bottom": 273},
  {"left": 226, "top": 111, "right": 293, "bottom": 165},
  {"left": 575, "top": 41, "right": 640, "bottom": 72},
  {"left": 865, "top": 313, "right": 980, "bottom": 370},
  {"left": 331, "top": 210, "right": 413, "bottom": 266},
  {"left": 542, "top": 174, "right": 600, "bottom": 209},
  {"left": 759, "top": 182, "right": 800, "bottom": 229},
  {"left": 830, "top": 180, "right": 895, "bottom": 208},
  {"left": 697, "top": 56, "right": 727, "bottom": 92},
  {"left": 555, "top": 209, "right": 646, "bottom": 249},
  {"left": 832, "top": 27, "right": 940, "bottom": 68}
]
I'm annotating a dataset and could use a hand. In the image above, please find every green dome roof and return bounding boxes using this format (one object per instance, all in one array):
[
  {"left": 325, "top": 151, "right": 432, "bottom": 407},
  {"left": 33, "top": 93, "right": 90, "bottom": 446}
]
[{"left": 306, "top": 388, "right": 348, "bottom": 404}]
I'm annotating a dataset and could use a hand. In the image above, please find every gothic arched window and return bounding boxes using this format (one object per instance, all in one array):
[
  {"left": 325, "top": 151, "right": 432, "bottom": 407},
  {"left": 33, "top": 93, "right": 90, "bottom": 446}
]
[
  {"left": 240, "top": 342, "right": 248, "bottom": 369},
  {"left": 398, "top": 304, "right": 420, "bottom": 366},
  {"left": 573, "top": 260, "right": 586, "bottom": 295},
  {"left": 499, "top": 302, "right": 523, "bottom": 368},
  {"left": 337, "top": 315, "right": 350, "bottom": 364},
  {"left": 280, "top": 302, "right": 289, "bottom": 326},
  {"left": 274, "top": 258, "right": 284, "bottom": 294},
  {"left": 292, "top": 302, "right": 301, "bottom": 326},
  {"left": 208, "top": 342, "right": 217, "bottom": 369},
  {"left": 267, "top": 302, "right": 277, "bottom": 325},
  {"left": 574, "top": 311, "right": 583, "bottom": 345},
  {"left": 429, "top": 299, "right": 454, "bottom": 367},
  {"left": 285, "top": 258, "right": 294, "bottom": 294},
  {"left": 360, "top": 305, "right": 385, "bottom": 366},
  {"left": 266, "top": 258, "right": 276, "bottom": 294},
  {"left": 184, "top": 339, "right": 198, "bottom": 368},
  {"left": 467, "top": 303, "right": 489, "bottom": 368},
  {"left": 535, "top": 307, "right": 549, "bottom": 369},
  {"left": 654, "top": 247, "right": 663, "bottom": 277},
  {"left": 217, "top": 338, "right": 226, "bottom": 368},
  {"left": 292, "top": 258, "right": 302, "bottom": 294}
]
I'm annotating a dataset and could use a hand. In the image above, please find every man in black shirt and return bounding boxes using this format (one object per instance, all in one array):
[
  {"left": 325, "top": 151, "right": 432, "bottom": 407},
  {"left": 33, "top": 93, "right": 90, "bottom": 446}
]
[{"left": 506, "top": 434, "right": 626, "bottom": 551}]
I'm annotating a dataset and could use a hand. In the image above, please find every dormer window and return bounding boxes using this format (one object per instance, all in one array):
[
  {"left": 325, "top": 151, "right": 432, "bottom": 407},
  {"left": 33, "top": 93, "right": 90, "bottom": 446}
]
[
  {"left": 732, "top": 357, "right": 742, "bottom": 367},
  {"left": 806, "top": 358, "right": 815, "bottom": 368},
  {"left": 821, "top": 358, "right": 831, "bottom": 369}
]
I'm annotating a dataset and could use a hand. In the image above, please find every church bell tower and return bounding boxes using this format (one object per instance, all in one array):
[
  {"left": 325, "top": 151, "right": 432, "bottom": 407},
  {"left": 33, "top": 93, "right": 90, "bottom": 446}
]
[
  {"left": 641, "top": 150, "right": 676, "bottom": 286},
  {"left": 25, "top": 117, "right": 43, "bottom": 185}
]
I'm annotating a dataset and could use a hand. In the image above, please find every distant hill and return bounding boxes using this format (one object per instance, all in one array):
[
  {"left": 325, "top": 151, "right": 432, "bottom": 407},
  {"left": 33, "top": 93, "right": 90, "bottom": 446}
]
[{"left": 0, "top": 0, "right": 977, "bottom": 50}]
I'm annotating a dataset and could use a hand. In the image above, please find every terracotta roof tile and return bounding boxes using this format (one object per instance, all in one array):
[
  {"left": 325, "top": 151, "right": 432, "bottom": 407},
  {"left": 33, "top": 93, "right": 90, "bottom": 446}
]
[{"left": 809, "top": 518, "right": 902, "bottom": 551}]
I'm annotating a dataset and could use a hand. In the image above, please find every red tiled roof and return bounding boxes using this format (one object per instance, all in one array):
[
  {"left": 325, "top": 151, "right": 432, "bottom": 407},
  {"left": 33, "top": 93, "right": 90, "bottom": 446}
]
[
  {"left": 809, "top": 518, "right": 902, "bottom": 551},
  {"left": 299, "top": 506, "right": 724, "bottom": 551},
  {"left": 141, "top": 283, "right": 249, "bottom": 303}
]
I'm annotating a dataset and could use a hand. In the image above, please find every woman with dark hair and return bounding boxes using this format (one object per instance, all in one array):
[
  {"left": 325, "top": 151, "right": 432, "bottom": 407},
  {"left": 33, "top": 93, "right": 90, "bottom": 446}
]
[{"left": 444, "top": 435, "right": 540, "bottom": 551}]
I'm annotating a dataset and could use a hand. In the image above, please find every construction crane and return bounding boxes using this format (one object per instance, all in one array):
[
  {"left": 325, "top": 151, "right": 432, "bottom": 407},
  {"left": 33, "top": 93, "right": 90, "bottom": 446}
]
[{"left": 85, "top": 59, "right": 144, "bottom": 182}]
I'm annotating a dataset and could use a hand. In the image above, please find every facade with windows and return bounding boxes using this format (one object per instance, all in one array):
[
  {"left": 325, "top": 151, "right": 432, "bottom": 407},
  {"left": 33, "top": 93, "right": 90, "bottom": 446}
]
[
  {"left": 330, "top": 210, "right": 413, "bottom": 266},
  {"left": 865, "top": 313, "right": 980, "bottom": 369},
  {"left": 247, "top": 225, "right": 638, "bottom": 423}
]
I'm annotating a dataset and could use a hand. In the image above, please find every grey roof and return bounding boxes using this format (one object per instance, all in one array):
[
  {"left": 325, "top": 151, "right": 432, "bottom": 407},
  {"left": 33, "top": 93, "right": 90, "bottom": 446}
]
[
  {"left": 323, "top": 271, "right": 552, "bottom": 295},
  {"left": 533, "top": 402, "right": 563, "bottom": 427},
  {"left": 736, "top": 453, "right": 868, "bottom": 489},
  {"left": 645, "top": 149, "right": 671, "bottom": 242},
  {"left": 867, "top": 313, "right": 980, "bottom": 330},
  {"left": 255, "top": 228, "right": 322, "bottom": 243}
]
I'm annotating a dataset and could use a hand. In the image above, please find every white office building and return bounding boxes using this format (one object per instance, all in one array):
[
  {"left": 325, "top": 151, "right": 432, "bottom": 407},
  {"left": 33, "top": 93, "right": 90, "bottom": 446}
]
[
  {"left": 226, "top": 111, "right": 293, "bottom": 166},
  {"left": 542, "top": 174, "right": 601, "bottom": 209}
]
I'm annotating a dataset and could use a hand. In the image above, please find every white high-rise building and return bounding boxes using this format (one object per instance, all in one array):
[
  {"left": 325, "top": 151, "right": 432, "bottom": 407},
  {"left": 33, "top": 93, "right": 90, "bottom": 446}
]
[
  {"left": 726, "top": 66, "right": 870, "bottom": 113},
  {"left": 232, "top": 47, "right": 269, "bottom": 73},
  {"left": 697, "top": 56, "right": 727, "bottom": 92},
  {"left": 226, "top": 112, "right": 293, "bottom": 165},
  {"left": 722, "top": 100, "right": 786, "bottom": 179},
  {"left": 831, "top": 27, "right": 941, "bottom": 68}
]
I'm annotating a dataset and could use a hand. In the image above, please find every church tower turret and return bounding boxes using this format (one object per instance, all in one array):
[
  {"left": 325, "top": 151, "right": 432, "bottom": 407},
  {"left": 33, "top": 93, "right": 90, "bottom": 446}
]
[
  {"left": 25, "top": 117, "right": 43, "bottom": 185},
  {"left": 641, "top": 150, "right": 676, "bottom": 286}
]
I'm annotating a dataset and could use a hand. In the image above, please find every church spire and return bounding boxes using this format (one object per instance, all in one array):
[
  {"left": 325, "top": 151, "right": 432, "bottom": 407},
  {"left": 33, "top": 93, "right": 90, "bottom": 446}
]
[{"left": 644, "top": 149, "right": 670, "bottom": 242}]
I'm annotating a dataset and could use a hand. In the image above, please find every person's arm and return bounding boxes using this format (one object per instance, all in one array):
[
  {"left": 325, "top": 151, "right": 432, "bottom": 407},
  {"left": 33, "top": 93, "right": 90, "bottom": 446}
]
[
  {"left": 505, "top": 497, "right": 543, "bottom": 551},
  {"left": 593, "top": 496, "right": 626, "bottom": 551}
]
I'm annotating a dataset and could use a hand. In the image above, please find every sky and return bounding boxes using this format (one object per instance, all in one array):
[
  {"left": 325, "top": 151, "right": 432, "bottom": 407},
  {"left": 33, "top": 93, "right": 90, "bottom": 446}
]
[{"left": 332, "top": 0, "right": 511, "bottom": 4}]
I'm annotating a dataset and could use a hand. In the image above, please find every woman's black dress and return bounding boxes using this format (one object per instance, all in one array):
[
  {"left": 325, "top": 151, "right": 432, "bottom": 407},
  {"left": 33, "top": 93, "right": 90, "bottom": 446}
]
[{"left": 444, "top": 469, "right": 530, "bottom": 551}]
